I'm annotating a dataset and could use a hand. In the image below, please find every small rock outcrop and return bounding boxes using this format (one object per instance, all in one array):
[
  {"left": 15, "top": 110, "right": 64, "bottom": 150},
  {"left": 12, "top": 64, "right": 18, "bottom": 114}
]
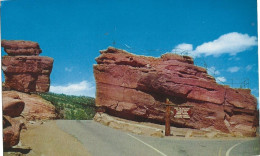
[
  {"left": 3, "top": 92, "right": 25, "bottom": 117},
  {"left": 1, "top": 40, "right": 53, "bottom": 93},
  {"left": 2, "top": 91, "right": 57, "bottom": 148},
  {"left": 94, "top": 47, "right": 258, "bottom": 137},
  {"left": 3, "top": 92, "right": 26, "bottom": 148},
  {"left": 3, "top": 91, "right": 57, "bottom": 121},
  {"left": 3, "top": 116, "right": 26, "bottom": 148}
]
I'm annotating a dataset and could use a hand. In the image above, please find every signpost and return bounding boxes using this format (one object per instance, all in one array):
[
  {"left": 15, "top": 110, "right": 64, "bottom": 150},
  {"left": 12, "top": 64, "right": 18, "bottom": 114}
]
[
  {"left": 163, "top": 98, "right": 192, "bottom": 136},
  {"left": 165, "top": 98, "right": 171, "bottom": 136}
]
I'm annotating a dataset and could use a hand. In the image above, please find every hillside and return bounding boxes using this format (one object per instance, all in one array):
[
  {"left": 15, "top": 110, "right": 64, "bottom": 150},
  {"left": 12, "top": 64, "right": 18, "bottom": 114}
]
[{"left": 38, "top": 92, "right": 96, "bottom": 120}]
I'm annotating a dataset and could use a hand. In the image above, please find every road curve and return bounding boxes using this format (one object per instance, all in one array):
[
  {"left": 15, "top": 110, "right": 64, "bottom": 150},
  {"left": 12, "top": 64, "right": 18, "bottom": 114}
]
[{"left": 56, "top": 120, "right": 260, "bottom": 156}]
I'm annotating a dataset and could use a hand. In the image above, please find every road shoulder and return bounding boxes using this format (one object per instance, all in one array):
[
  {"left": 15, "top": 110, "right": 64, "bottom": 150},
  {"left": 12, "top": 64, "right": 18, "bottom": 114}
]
[{"left": 5, "top": 120, "right": 91, "bottom": 156}]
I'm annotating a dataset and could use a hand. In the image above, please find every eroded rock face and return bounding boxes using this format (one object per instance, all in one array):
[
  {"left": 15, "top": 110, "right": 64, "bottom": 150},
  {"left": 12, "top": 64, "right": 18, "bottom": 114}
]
[
  {"left": 2, "top": 92, "right": 25, "bottom": 148},
  {"left": 1, "top": 40, "right": 42, "bottom": 56},
  {"left": 94, "top": 47, "right": 258, "bottom": 137},
  {"left": 17, "top": 91, "right": 57, "bottom": 120},
  {"left": 3, "top": 116, "right": 26, "bottom": 148},
  {"left": 3, "top": 91, "right": 57, "bottom": 120},
  {"left": 3, "top": 92, "right": 25, "bottom": 117},
  {"left": 2, "top": 91, "right": 57, "bottom": 148},
  {"left": 1, "top": 40, "right": 53, "bottom": 93}
]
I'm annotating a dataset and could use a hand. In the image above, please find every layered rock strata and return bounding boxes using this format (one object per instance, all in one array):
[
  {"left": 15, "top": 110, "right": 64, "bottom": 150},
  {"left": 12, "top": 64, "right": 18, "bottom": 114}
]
[
  {"left": 2, "top": 40, "right": 42, "bottom": 56},
  {"left": 3, "top": 92, "right": 25, "bottom": 148},
  {"left": 1, "top": 40, "right": 53, "bottom": 93},
  {"left": 94, "top": 47, "right": 258, "bottom": 137}
]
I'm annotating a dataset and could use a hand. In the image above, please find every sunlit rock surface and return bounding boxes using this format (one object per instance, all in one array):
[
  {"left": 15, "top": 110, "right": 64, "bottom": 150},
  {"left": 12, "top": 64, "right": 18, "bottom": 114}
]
[
  {"left": 94, "top": 47, "right": 258, "bottom": 137},
  {"left": 2, "top": 40, "right": 53, "bottom": 93}
]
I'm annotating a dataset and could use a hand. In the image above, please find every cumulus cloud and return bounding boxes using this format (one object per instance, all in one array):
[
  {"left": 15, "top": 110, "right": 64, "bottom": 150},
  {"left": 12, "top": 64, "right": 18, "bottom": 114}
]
[
  {"left": 171, "top": 43, "right": 193, "bottom": 55},
  {"left": 207, "top": 66, "right": 220, "bottom": 76},
  {"left": 171, "top": 32, "right": 257, "bottom": 57},
  {"left": 194, "top": 32, "right": 257, "bottom": 57},
  {"left": 216, "top": 77, "right": 226, "bottom": 83},
  {"left": 50, "top": 81, "right": 96, "bottom": 97},
  {"left": 227, "top": 66, "right": 240, "bottom": 73}
]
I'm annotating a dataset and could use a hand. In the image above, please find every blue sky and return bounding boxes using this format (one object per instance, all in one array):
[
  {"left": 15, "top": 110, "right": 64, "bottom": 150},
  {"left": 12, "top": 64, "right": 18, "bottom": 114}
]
[{"left": 1, "top": 0, "right": 258, "bottom": 102}]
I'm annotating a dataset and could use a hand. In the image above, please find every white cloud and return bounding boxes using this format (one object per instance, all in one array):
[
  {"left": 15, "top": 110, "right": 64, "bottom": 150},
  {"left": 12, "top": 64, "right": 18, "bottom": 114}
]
[
  {"left": 207, "top": 66, "right": 220, "bottom": 76},
  {"left": 194, "top": 32, "right": 257, "bottom": 57},
  {"left": 170, "top": 32, "right": 257, "bottom": 58},
  {"left": 171, "top": 43, "right": 193, "bottom": 55},
  {"left": 246, "top": 65, "right": 253, "bottom": 71},
  {"left": 65, "top": 67, "right": 73, "bottom": 72},
  {"left": 216, "top": 77, "right": 226, "bottom": 83},
  {"left": 227, "top": 66, "right": 240, "bottom": 73},
  {"left": 50, "top": 81, "right": 96, "bottom": 97}
]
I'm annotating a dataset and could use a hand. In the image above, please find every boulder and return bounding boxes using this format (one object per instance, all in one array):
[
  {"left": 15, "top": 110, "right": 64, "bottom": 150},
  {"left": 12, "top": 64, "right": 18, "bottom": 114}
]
[
  {"left": 3, "top": 116, "right": 26, "bottom": 148},
  {"left": 1, "top": 40, "right": 42, "bottom": 56},
  {"left": 1, "top": 40, "right": 53, "bottom": 93},
  {"left": 94, "top": 47, "right": 258, "bottom": 136},
  {"left": 2, "top": 92, "right": 25, "bottom": 148},
  {"left": 3, "top": 91, "right": 57, "bottom": 120},
  {"left": 2, "top": 56, "right": 53, "bottom": 92},
  {"left": 2, "top": 90, "right": 57, "bottom": 148},
  {"left": 3, "top": 92, "right": 25, "bottom": 117}
]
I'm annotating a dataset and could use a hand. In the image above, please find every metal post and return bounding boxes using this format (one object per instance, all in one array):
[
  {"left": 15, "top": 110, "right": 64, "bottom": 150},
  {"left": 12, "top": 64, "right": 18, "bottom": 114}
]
[{"left": 165, "top": 98, "right": 171, "bottom": 136}]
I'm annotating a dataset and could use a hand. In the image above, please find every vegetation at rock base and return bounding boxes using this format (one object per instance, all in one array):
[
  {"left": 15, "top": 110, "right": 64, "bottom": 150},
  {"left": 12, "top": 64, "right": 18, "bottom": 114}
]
[{"left": 38, "top": 92, "right": 96, "bottom": 120}]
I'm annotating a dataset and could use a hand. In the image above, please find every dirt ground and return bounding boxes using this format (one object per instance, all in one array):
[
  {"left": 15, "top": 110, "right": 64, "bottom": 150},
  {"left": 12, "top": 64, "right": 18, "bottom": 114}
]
[{"left": 4, "top": 120, "right": 91, "bottom": 156}]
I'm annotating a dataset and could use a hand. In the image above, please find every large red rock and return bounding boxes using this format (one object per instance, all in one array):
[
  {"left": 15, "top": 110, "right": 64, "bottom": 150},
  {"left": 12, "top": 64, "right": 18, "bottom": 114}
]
[
  {"left": 2, "top": 91, "right": 56, "bottom": 148},
  {"left": 94, "top": 47, "right": 258, "bottom": 136},
  {"left": 2, "top": 53, "right": 53, "bottom": 93},
  {"left": 1, "top": 40, "right": 53, "bottom": 93},
  {"left": 3, "top": 92, "right": 25, "bottom": 117},
  {"left": 3, "top": 116, "right": 26, "bottom": 148},
  {"left": 2, "top": 92, "right": 26, "bottom": 148},
  {"left": 3, "top": 91, "right": 57, "bottom": 120},
  {"left": 1, "top": 40, "right": 42, "bottom": 56}
]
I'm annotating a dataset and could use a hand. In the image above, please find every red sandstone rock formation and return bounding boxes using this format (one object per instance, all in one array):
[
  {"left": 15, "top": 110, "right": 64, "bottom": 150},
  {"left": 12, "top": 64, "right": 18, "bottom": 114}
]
[
  {"left": 16, "top": 91, "right": 57, "bottom": 120},
  {"left": 3, "top": 116, "right": 26, "bottom": 148},
  {"left": 3, "top": 91, "right": 57, "bottom": 120},
  {"left": 3, "top": 92, "right": 25, "bottom": 117},
  {"left": 2, "top": 91, "right": 57, "bottom": 148},
  {"left": 1, "top": 40, "right": 42, "bottom": 56},
  {"left": 2, "top": 92, "right": 26, "bottom": 148},
  {"left": 94, "top": 47, "right": 258, "bottom": 137},
  {"left": 1, "top": 40, "right": 53, "bottom": 93}
]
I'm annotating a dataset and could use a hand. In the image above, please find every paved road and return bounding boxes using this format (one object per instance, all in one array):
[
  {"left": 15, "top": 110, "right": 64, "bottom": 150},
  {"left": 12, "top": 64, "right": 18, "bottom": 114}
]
[{"left": 56, "top": 120, "right": 260, "bottom": 156}]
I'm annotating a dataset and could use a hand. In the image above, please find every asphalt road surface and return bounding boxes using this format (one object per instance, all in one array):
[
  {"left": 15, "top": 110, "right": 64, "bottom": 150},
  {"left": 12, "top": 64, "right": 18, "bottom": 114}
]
[{"left": 56, "top": 120, "right": 260, "bottom": 156}]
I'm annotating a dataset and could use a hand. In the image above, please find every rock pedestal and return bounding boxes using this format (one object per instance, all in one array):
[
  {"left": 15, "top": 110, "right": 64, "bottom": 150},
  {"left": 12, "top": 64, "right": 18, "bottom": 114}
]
[
  {"left": 1, "top": 40, "right": 53, "bottom": 93},
  {"left": 94, "top": 47, "right": 258, "bottom": 137}
]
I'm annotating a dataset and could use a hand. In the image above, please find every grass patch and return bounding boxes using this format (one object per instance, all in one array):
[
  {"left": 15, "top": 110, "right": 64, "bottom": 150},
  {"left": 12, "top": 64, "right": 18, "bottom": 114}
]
[{"left": 38, "top": 92, "right": 96, "bottom": 120}]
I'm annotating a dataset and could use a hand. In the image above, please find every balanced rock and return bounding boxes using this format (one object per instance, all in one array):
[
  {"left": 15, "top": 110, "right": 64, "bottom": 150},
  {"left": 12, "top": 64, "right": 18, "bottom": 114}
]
[
  {"left": 1, "top": 40, "right": 53, "bottom": 93},
  {"left": 1, "top": 40, "right": 42, "bottom": 56},
  {"left": 94, "top": 47, "right": 258, "bottom": 137}
]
